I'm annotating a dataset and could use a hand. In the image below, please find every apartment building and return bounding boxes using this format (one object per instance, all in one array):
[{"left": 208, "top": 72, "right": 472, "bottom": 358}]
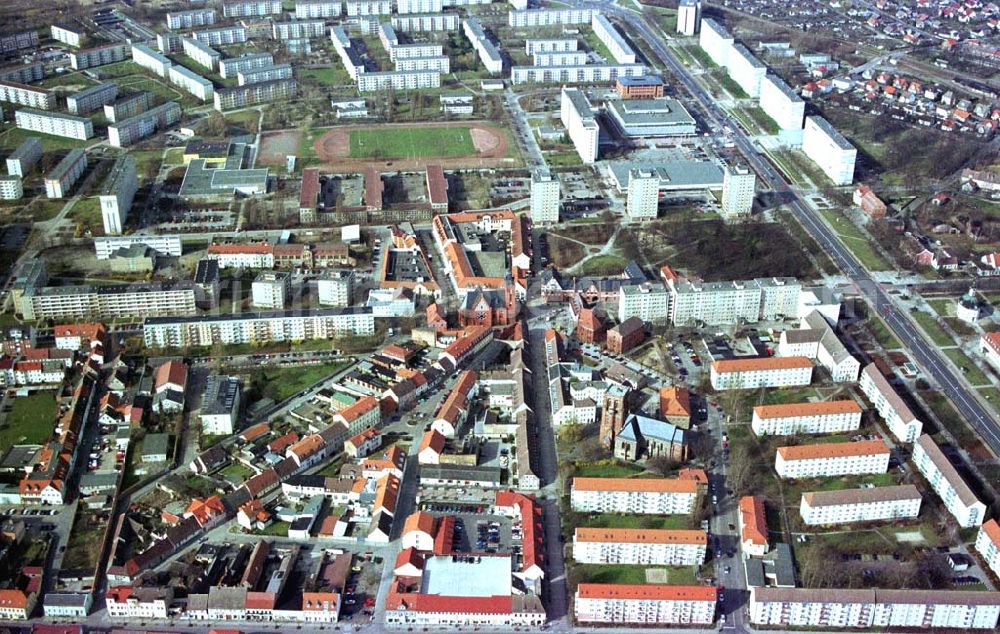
[
  {"left": 66, "top": 83, "right": 118, "bottom": 115},
  {"left": 560, "top": 87, "right": 599, "bottom": 164},
  {"left": 157, "top": 32, "right": 183, "bottom": 54},
  {"left": 533, "top": 51, "right": 588, "bottom": 66},
  {"left": 104, "top": 92, "right": 155, "bottom": 124},
  {"left": 526, "top": 39, "right": 578, "bottom": 55},
  {"left": 166, "top": 8, "right": 216, "bottom": 29},
  {"left": 778, "top": 310, "right": 860, "bottom": 382},
  {"left": 182, "top": 38, "right": 220, "bottom": 70},
  {"left": 667, "top": 276, "right": 800, "bottom": 327},
  {"left": 0, "top": 80, "right": 56, "bottom": 110},
  {"left": 530, "top": 170, "right": 560, "bottom": 224},
  {"left": 201, "top": 375, "right": 241, "bottom": 435},
  {"left": 191, "top": 26, "right": 248, "bottom": 47},
  {"left": 99, "top": 155, "right": 137, "bottom": 235},
  {"left": 508, "top": 8, "right": 592, "bottom": 27},
  {"left": 219, "top": 53, "right": 274, "bottom": 79},
  {"left": 698, "top": 18, "right": 733, "bottom": 67},
  {"left": 982, "top": 332, "right": 1000, "bottom": 373},
  {"left": 44, "top": 149, "right": 87, "bottom": 199},
  {"left": 728, "top": 44, "right": 766, "bottom": 98},
  {"left": 799, "top": 485, "right": 922, "bottom": 526},
  {"left": 751, "top": 400, "right": 862, "bottom": 436},
  {"left": 15, "top": 109, "right": 94, "bottom": 141},
  {"left": 749, "top": 587, "right": 1000, "bottom": 630},
  {"left": 618, "top": 283, "right": 670, "bottom": 323},
  {"left": 739, "top": 495, "right": 768, "bottom": 557},
  {"left": 392, "top": 13, "right": 458, "bottom": 32},
  {"left": 571, "top": 477, "right": 700, "bottom": 515},
  {"left": 859, "top": 362, "right": 923, "bottom": 443},
  {"left": 273, "top": 20, "right": 326, "bottom": 40},
  {"left": 214, "top": 79, "right": 297, "bottom": 110},
  {"left": 463, "top": 19, "right": 503, "bottom": 75},
  {"left": 222, "top": 1, "right": 282, "bottom": 18},
  {"left": 677, "top": 0, "right": 701, "bottom": 36},
  {"left": 0, "top": 30, "right": 39, "bottom": 54},
  {"left": 169, "top": 65, "right": 214, "bottom": 102},
  {"left": 710, "top": 356, "right": 812, "bottom": 390},
  {"left": 70, "top": 43, "right": 129, "bottom": 70},
  {"left": 912, "top": 434, "right": 986, "bottom": 528},
  {"left": 575, "top": 584, "right": 716, "bottom": 625},
  {"left": 397, "top": 0, "right": 443, "bottom": 12},
  {"left": 20, "top": 284, "right": 197, "bottom": 321},
  {"left": 0, "top": 176, "right": 22, "bottom": 200},
  {"left": 592, "top": 14, "right": 636, "bottom": 63},
  {"left": 974, "top": 520, "right": 1000, "bottom": 580},
  {"left": 95, "top": 235, "right": 182, "bottom": 260},
  {"left": 626, "top": 168, "right": 660, "bottom": 220},
  {"left": 394, "top": 56, "right": 450, "bottom": 73},
  {"left": 317, "top": 270, "right": 353, "bottom": 307},
  {"left": 0, "top": 62, "right": 45, "bottom": 84},
  {"left": 760, "top": 73, "right": 805, "bottom": 131},
  {"left": 238, "top": 64, "right": 293, "bottom": 86},
  {"left": 356, "top": 70, "right": 439, "bottom": 93},
  {"left": 346, "top": 0, "right": 393, "bottom": 15},
  {"left": 510, "top": 63, "right": 646, "bottom": 85},
  {"left": 5, "top": 137, "right": 41, "bottom": 177},
  {"left": 132, "top": 44, "right": 172, "bottom": 78},
  {"left": 295, "top": 1, "right": 343, "bottom": 18},
  {"left": 573, "top": 528, "right": 706, "bottom": 566},
  {"left": 108, "top": 101, "right": 182, "bottom": 149},
  {"left": 721, "top": 164, "right": 755, "bottom": 217},
  {"left": 251, "top": 272, "right": 291, "bottom": 309},
  {"left": 774, "top": 439, "right": 890, "bottom": 479},
  {"left": 143, "top": 308, "right": 376, "bottom": 348},
  {"left": 802, "top": 116, "right": 857, "bottom": 186}
]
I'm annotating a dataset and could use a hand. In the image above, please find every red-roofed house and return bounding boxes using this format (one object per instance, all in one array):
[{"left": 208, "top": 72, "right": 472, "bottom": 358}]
[
  {"left": 395, "top": 547, "right": 425, "bottom": 576},
  {"left": 344, "top": 427, "right": 381, "bottom": 459},
  {"left": 185, "top": 496, "right": 226, "bottom": 527},
  {"left": 418, "top": 429, "right": 447, "bottom": 464},
  {"left": 980, "top": 331, "right": 1000, "bottom": 372},
  {"left": 739, "top": 496, "right": 769, "bottom": 557},
  {"left": 402, "top": 511, "right": 437, "bottom": 551},
  {"left": 301, "top": 592, "right": 340, "bottom": 623}
]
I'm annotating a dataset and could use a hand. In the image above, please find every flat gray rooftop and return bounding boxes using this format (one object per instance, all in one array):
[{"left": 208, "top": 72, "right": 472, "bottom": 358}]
[{"left": 421, "top": 555, "right": 512, "bottom": 597}]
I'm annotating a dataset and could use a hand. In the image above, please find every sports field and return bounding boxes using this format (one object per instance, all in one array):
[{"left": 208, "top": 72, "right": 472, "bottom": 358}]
[{"left": 349, "top": 126, "right": 476, "bottom": 158}]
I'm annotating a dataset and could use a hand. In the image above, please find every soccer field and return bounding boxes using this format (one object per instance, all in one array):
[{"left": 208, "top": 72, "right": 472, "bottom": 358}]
[{"left": 349, "top": 127, "right": 476, "bottom": 158}]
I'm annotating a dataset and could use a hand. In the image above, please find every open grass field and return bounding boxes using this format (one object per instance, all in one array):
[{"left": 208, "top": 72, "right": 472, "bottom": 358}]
[
  {"left": 943, "top": 349, "right": 990, "bottom": 386},
  {"left": 0, "top": 392, "right": 57, "bottom": 450},
  {"left": 577, "top": 513, "right": 696, "bottom": 531},
  {"left": 349, "top": 126, "right": 476, "bottom": 159},
  {"left": 248, "top": 361, "right": 350, "bottom": 403},
  {"left": 908, "top": 309, "right": 954, "bottom": 347},
  {"left": 817, "top": 209, "right": 891, "bottom": 270}
]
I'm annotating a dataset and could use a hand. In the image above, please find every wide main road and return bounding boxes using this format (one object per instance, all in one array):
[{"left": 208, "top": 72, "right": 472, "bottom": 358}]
[{"left": 577, "top": 0, "right": 1000, "bottom": 454}]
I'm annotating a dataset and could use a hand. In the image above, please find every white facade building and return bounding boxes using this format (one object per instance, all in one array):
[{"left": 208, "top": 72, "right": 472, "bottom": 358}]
[
  {"left": 721, "top": 164, "right": 755, "bottom": 218},
  {"left": 698, "top": 18, "right": 733, "bottom": 67},
  {"left": 191, "top": 26, "right": 247, "bottom": 47},
  {"left": 238, "top": 64, "right": 294, "bottom": 86},
  {"left": 51, "top": 24, "right": 85, "bottom": 47},
  {"left": 219, "top": 53, "right": 274, "bottom": 79},
  {"left": 222, "top": 1, "right": 282, "bottom": 18},
  {"left": 182, "top": 38, "right": 220, "bottom": 70},
  {"left": 317, "top": 270, "right": 353, "bottom": 307},
  {"left": 592, "top": 14, "right": 636, "bottom": 64},
  {"left": 774, "top": 439, "right": 890, "bottom": 479},
  {"left": 0, "top": 176, "right": 22, "bottom": 200},
  {"left": 677, "top": 0, "right": 701, "bottom": 36},
  {"left": 356, "top": 70, "right": 440, "bottom": 93},
  {"left": 200, "top": 375, "right": 242, "bottom": 435},
  {"left": 525, "top": 39, "right": 578, "bottom": 55},
  {"left": 751, "top": 400, "right": 862, "bottom": 437},
  {"left": 392, "top": 13, "right": 459, "bottom": 32},
  {"left": 397, "top": 0, "right": 443, "bottom": 13},
  {"left": 273, "top": 20, "right": 326, "bottom": 40},
  {"left": 5, "top": 137, "right": 41, "bottom": 177},
  {"left": 20, "top": 284, "right": 197, "bottom": 321},
  {"left": 667, "top": 276, "right": 800, "bottom": 327},
  {"left": 575, "top": 584, "right": 717, "bottom": 625},
  {"left": 511, "top": 63, "right": 645, "bottom": 85},
  {"left": 570, "top": 477, "right": 699, "bottom": 515},
  {"left": 251, "top": 272, "right": 291, "bottom": 309},
  {"left": 560, "top": 87, "right": 599, "bottom": 164},
  {"left": 533, "top": 51, "right": 589, "bottom": 66},
  {"left": 802, "top": 116, "right": 857, "bottom": 186},
  {"left": 108, "top": 102, "right": 182, "bottom": 148},
  {"left": 760, "top": 73, "right": 805, "bottom": 131},
  {"left": 626, "top": 169, "right": 660, "bottom": 220},
  {"left": 530, "top": 170, "right": 560, "bottom": 224},
  {"left": 463, "top": 19, "right": 503, "bottom": 74},
  {"left": 66, "top": 82, "right": 118, "bottom": 115},
  {"left": 15, "top": 109, "right": 92, "bottom": 141},
  {"left": 710, "top": 356, "right": 812, "bottom": 390},
  {"left": 169, "top": 65, "right": 214, "bottom": 102},
  {"left": 912, "top": 434, "right": 986, "bottom": 528},
  {"left": 166, "top": 9, "right": 216, "bottom": 30},
  {"left": 0, "top": 80, "right": 56, "bottom": 110},
  {"left": 69, "top": 43, "right": 129, "bottom": 70},
  {"left": 44, "top": 149, "right": 87, "bottom": 199},
  {"left": 99, "top": 155, "right": 137, "bottom": 236},
  {"left": 573, "top": 528, "right": 706, "bottom": 566},
  {"left": 859, "top": 362, "right": 922, "bottom": 443},
  {"left": 728, "top": 44, "right": 766, "bottom": 98},
  {"left": 132, "top": 44, "right": 172, "bottom": 78},
  {"left": 508, "top": 8, "right": 592, "bottom": 27},
  {"left": 975, "top": 520, "right": 1000, "bottom": 581},
  {"left": 346, "top": 0, "right": 393, "bottom": 16},
  {"left": 95, "top": 235, "right": 182, "bottom": 260},
  {"left": 618, "top": 283, "right": 670, "bottom": 324},
  {"left": 295, "top": 1, "right": 342, "bottom": 18},
  {"left": 777, "top": 310, "right": 860, "bottom": 382},
  {"left": 799, "top": 485, "right": 922, "bottom": 526}
]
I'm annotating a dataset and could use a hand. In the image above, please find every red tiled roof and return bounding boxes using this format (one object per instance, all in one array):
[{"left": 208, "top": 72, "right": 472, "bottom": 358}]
[
  {"left": 154, "top": 360, "right": 188, "bottom": 391},
  {"left": 739, "top": 495, "right": 768, "bottom": 548},
  {"left": 208, "top": 242, "right": 272, "bottom": 254},
  {"left": 776, "top": 439, "right": 890, "bottom": 461},
  {"left": 712, "top": 356, "right": 812, "bottom": 373},
  {"left": 419, "top": 429, "right": 446, "bottom": 454},
  {"left": 299, "top": 168, "right": 320, "bottom": 209},
  {"left": 577, "top": 583, "right": 716, "bottom": 602},
  {"left": 426, "top": 165, "right": 448, "bottom": 205}
]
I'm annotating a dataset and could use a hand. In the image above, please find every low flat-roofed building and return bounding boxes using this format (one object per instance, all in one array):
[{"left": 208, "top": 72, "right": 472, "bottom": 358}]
[{"left": 606, "top": 98, "right": 696, "bottom": 137}]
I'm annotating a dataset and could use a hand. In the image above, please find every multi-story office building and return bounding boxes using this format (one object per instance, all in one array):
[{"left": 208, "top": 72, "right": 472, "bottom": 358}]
[
  {"left": 132, "top": 44, "right": 172, "bottom": 78},
  {"left": 463, "top": 19, "right": 503, "bottom": 74},
  {"left": 698, "top": 18, "right": 733, "bottom": 67},
  {"left": 169, "top": 65, "right": 214, "bottom": 102},
  {"left": 508, "top": 8, "right": 592, "bottom": 27},
  {"left": 0, "top": 80, "right": 56, "bottom": 110},
  {"left": 143, "top": 308, "right": 376, "bottom": 348},
  {"left": 20, "top": 283, "right": 197, "bottom": 321},
  {"left": 5, "top": 137, "right": 41, "bottom": 177},
  {"left": 51, "top": 23, "right": 85, "bottom": 47},
  {"left": 397, "top": 0, "right": 443, "bottom": 12},
  {"left": 666, "top": 276, "right": 800, "bottom": 326},
  {"left": 317, "top": 270, "right": 353, "bottom": 307},
  {"left": 214, "top": 78, "right": 297, "bottom": 110},
  {"left": 802, "top": 116, "right": 856, "bottom": 185},
  {"left": 222, "top": 1, "right": 282, "bottom": 18},
  {"left": 710, "top": 356, "right": 812, "bottom": 390},
  {"left": 760, "top": 73, "right": 805, "bottom": 131},
  {"left": 530, "top": 170, "right": 560, "bottom": 224},
  {"left": 94, "top": 235, "right": 183, "bottom": 260},
  {"left": 44, "top": 149, "right": 87, "bottom": 199},
  {"left": 66, "top": 83, "right": 118, "bottom": 115},
  {"left": 616, "top": 76, "right": 665, "bottom": 100},
  {"left": 15, "top": 109, "right": 94, "bottom": 140},
  {"left": 108, "top": 102, "right": 182, "bottom": 148},
  {"left": 392, "top": 13, "right": 458, "bottom": 32},
  {"left": 799, "top": 485, "right": 922, "bottom": 526},
  {"left": 626, "top": 169, "right": 659, "bottom": 220},
  {"left": 858, "top": 362, "right": 922, "bottom": 443},
  {"left": 99, "top": 155, "right": 137, "bottom": 236},
  {"left": 774, "top": 439, "right": 890, "bottom": 479},
  {"left": 592, "top": 14, "right": 635, "bottom": 63},
  {"left": 0, "top": 30, "right": 39, "bottom": 54},
  {"left": 0, "top": 62, "right": 45, "bottom": 84},
  {"left": 525, "top": 39, "right": 578, "bottom": 55},
  {"left": 219, "top": 53, "right": 274, "bottom": 79},
  {"left": 728, "top": 44, "right": 766, "bottom": 98},
  {"left": 346, "top": 0, "right": 393, "bottom": 16},
  {"left": 295, "top": 1, "right": 343, "bottom": 18},
  {"left": 356, "top": 70, "right": 440, "bottom": 92},
  {"left": 201, "top": 375, "right": 242, "bottom": 435},
  {"left": 252, "top": 272, "right": 292, "bottom": 309},
  {"left": 510, "top": 63, "right": 645, "bottom": 85},
  {"left": 975, "top": 520, "right": 1000, "bottom": 580},
  {"left": 272, "top": 20, "right": 326, "bottom": 40},
  {"left": 721, "top": 164, "right": 755, "bottom": 217},
  {"left": 70, "top": 43, "right": 129, "bottom": 70},
  {"left": 573, "top": 528, "right": 707, "bottom": 566},
  {"left": 677, "top": 0, "right": 701, "bottom": 36},
  {"left": 166, "top": 8, "right": 216, "bottom": 30},
  {"left": 237, "top": 64, "right": 293, "bottom": 86},
  {"left": 533, "top": 51, "right": 588, "bottom": 66},
  {"left": 912, "top": 434, "right": 986, "bottom": 528},
  {"left": 105, "top": 91, "right": 155, "bottom": 123},
  {"left": 571, "top": 477, "right": 699, "bottom": 515},
  {"left": 560, "top": 87, "right": 599, "bottom": 164},
  {"left": 749, "top": 587, "right": 1000, "bottom": 630},
  {"left": 0, "top": 176, "right": 22, "bottom": 200},
  {"left": 751, "top": 400, "right": 862, "bottom": 437},
  {"left": 182, "top": 38, "right": 220, "bottom": 70},
  {"left": 575, "top": 584, "right": 717, "bottom": 625},
  {"left": 618, "top": 283, "right": 670, "bottom": 324},
  {"left": 191, "top": 26, "right": 248, "bottom": 47}
]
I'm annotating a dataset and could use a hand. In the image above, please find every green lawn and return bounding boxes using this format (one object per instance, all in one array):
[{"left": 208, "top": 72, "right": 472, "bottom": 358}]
[
  {"left": 579, "top": 255, "right": 627, "bottom": 276},
  {"left": 738, "top": 106, "right": 780, "bottom": 135},
  {"left": 717, "top": 73, "right": 750, "bottom": 100},
  {"left": 868, "top": 314, "right": 901, "bottom": 350},
  {"left": 37, "top": 72, "right": 99, "bottom": 89},
  {"left": 686, "top": 45, "right": 717, "bottom": 68},
  {"left": 220, "top": 462, "right": 254, "bottom": 480},
  {"left": 0, "top": 126, "right": 90, "bottom": 152},
  {"left": 69, "top": 197, "right": 103, "bottom": 235},
  {"left": 817, "top": 209, "right": 891, "bottom": 270},
  {"left": 259, "top": 521, "right": 290, "bottom": 536},
  {"left": 163, "top": 148, "right": 185, "bottom": 165},
  {"left": 349, "top": 127, "right": 475, "bottom": 158},
  {"left": 297, "top": 65, "right": 352, "bottom": 86},
  {"left": 249, "top": 361, "right": 350, "bottom": 403},
  {"left": 978, "top": 387, "right": 1000, "bottom": 407},
  {"left": 927, "top": 299, "right": 953, "bottom": 317},
  {"left": 544, "top": 151, "right": 583, "bottom": 167},
  {"left": 577, "top": 513, "right": 695, "bottom": 531},
  {"left": 574, "top": 461, "right": 646, "bottom": 478},
  {"left": 576, "top": 564, "right": 648, "bottom": 584},
  {"left": 1, "top": 392, "right": 58, "bottom": 450},
  {"left": 943, "top": 349, "right": 990, "bottom": 386},
  {"left": 908, "top": 309, "right": 954, "bottom": 347}
]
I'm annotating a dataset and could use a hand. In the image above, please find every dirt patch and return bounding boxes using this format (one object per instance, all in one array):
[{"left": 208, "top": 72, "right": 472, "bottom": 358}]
[{"left": 258, "top": 130, "right": 302, "bottom": 167}]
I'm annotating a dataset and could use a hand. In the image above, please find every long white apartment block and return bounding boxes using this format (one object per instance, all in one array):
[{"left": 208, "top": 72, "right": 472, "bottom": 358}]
[
  {"left": 295, "top": 1, "right": 342, "bottom": 18},
  {"left": 802, "top": 116, "right": 857, "bottom": 185},
  {"left": 182, "top": 38, "right": 220, "bottom": 70},
  {"left": 799, "top": 485, "right": 921, "bottom": 526},
  {"left": 0, "top": 62, "right": 45, "bottom": 84},
  {"left": 560, "top": 87, "right": 599, "bottom": 164},
  {"left": 331, "top": 27, "right": 363, "bottom": 80},
  {"left": 573, "top": 528, "right": 707, "bottom": 566},
  {"left": 169, "top": 65, "right": 214, "bottom": 102},
  {"left": 859, "top": 362, "right": 922, "bottom": 443},
  {"left": 912, "top": 434, "right": 986, "bottom": 528},
  {"left": 214, "top": 79, "right": 297, "bottom": 110},
  {"left": 219, "top": 53, "right": 274, "bottom": 79},
  {"left": 99, "top": 155, "right": 137, "bottom": 236},
  {"left": 5, "top": 137, "right": 42, "bottom": 177},
  {"left": 592, "top": 14, "right": 635, "bottom": 64},
  {"left": 389, "top": 43, "right": 444, "bottom": 61},
  {"left": 508, "top": 8, "right": 592, "bottom": 28},
  {"left": 749, "top": 587, "right": 1000, "bottom": 630},
  {"left": 346, "top": 0, "right": 393, "bottom": 16},
  {"left": 525, "top": 39, "right": 578, "bottom": 55},
  {"left": 356, "top": 70, "right": 440, "bottom": 93},
  {"left": 132, "top": 44, "right": 172, "bottom": 77},
  {"left": 0, "top": 176, "right": 22, "bottom": 201},
  {"left": 677, "top": 0, "right": 701, "bottom": 36},
  {"left": 533, "top": 51, "right": 588, "bottom": 66},
  {"left": 751, "top": 400, "right": 862, "bottom": 437},
  {"left": 51, "top": 24, "right": 85, "bottom": 48},
  {"left": 95, "top": 235, "right": 183, "bottom": 260},
  {"left": 108, "top": 102, "right": 182, "bottom": 148},
  {"left": 667, "top": 276, "right": 800, "bottom": 327},
  {"left": 70, "top": 43, "right": 129, "bottom": 70},
  {"left": 698, "top": 18, "right": 733, "bottom": 67},
  {"left": 728, "top": 43, "right": 766, "bottom": 98},
  {"left": 379, "top": 22, "right": 399, "bottom": 49},
  {"left": 576, "top": 584, "right": 717, "bottom": 626},
  {"left": 0, "top": 80, "right": 56, "bottom": 110},
  {"left": 273, "top": 20, "right": 326, "bottom": 40},
  {"left": 191, "top": 26, "right": 248, "bottom": 47},
  {"left": 530, "top": 170, "right": 560, "bottom": 224},
  {"left": 21, "top": 284, "right": 197, "bottom": 321},
  {"left": 143, "top": 308, "right": 376, "bottom": 348},
  {"left": 44, "top": 149, "right": 87, "bottom": 199},
  {"left": 775, "top": 439, "right": 890, "bottom": 479},
  {"left": 511, "top": 63, "right": 645, "bottom": 85},
  {"left": 570, "top": 477, "right": 699, "bottom": 515},
  {"left": 105, "top": 91, "right": 155, "bottom": 123},
  {"left": 759, "top": 73, "right": 805, "bottom": 131},
  {"left": 463, "top": 19, "right": 503, "bottom": 75},
  {"left": 166, "top": 9, "right": 216, "bottom": 30},
  {"left": 443, "top": 0, "right": 490, "bottom": 5},
  {"left": 975, "top": 520, "right": 1000, "bottom": 581},
  {"left": 66, "top": 82, "right": 118, "bottom": 115},
  {"left": 396, "top": 0, "right": 443, "bottom": 13},
  {"left": 618, "top": 282, "right": 670, "bottom": 323},
  {"left": 15, "top": 109, "right": 94, "bottom": 141},
  {"left": 222, "top": 0, "right": 282, "bottom": 18},
  {"left": 710, "top": 356, "right": 812, "bottom": 390},
  {"left": 392, "top": 13, "right": 458, "bottom": 32},
  {"left": 238, "top": 64, "right": 293, "bottom": 86},
  {"left": 395, "top": 56, "right": 451, "bottom": 73}
]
